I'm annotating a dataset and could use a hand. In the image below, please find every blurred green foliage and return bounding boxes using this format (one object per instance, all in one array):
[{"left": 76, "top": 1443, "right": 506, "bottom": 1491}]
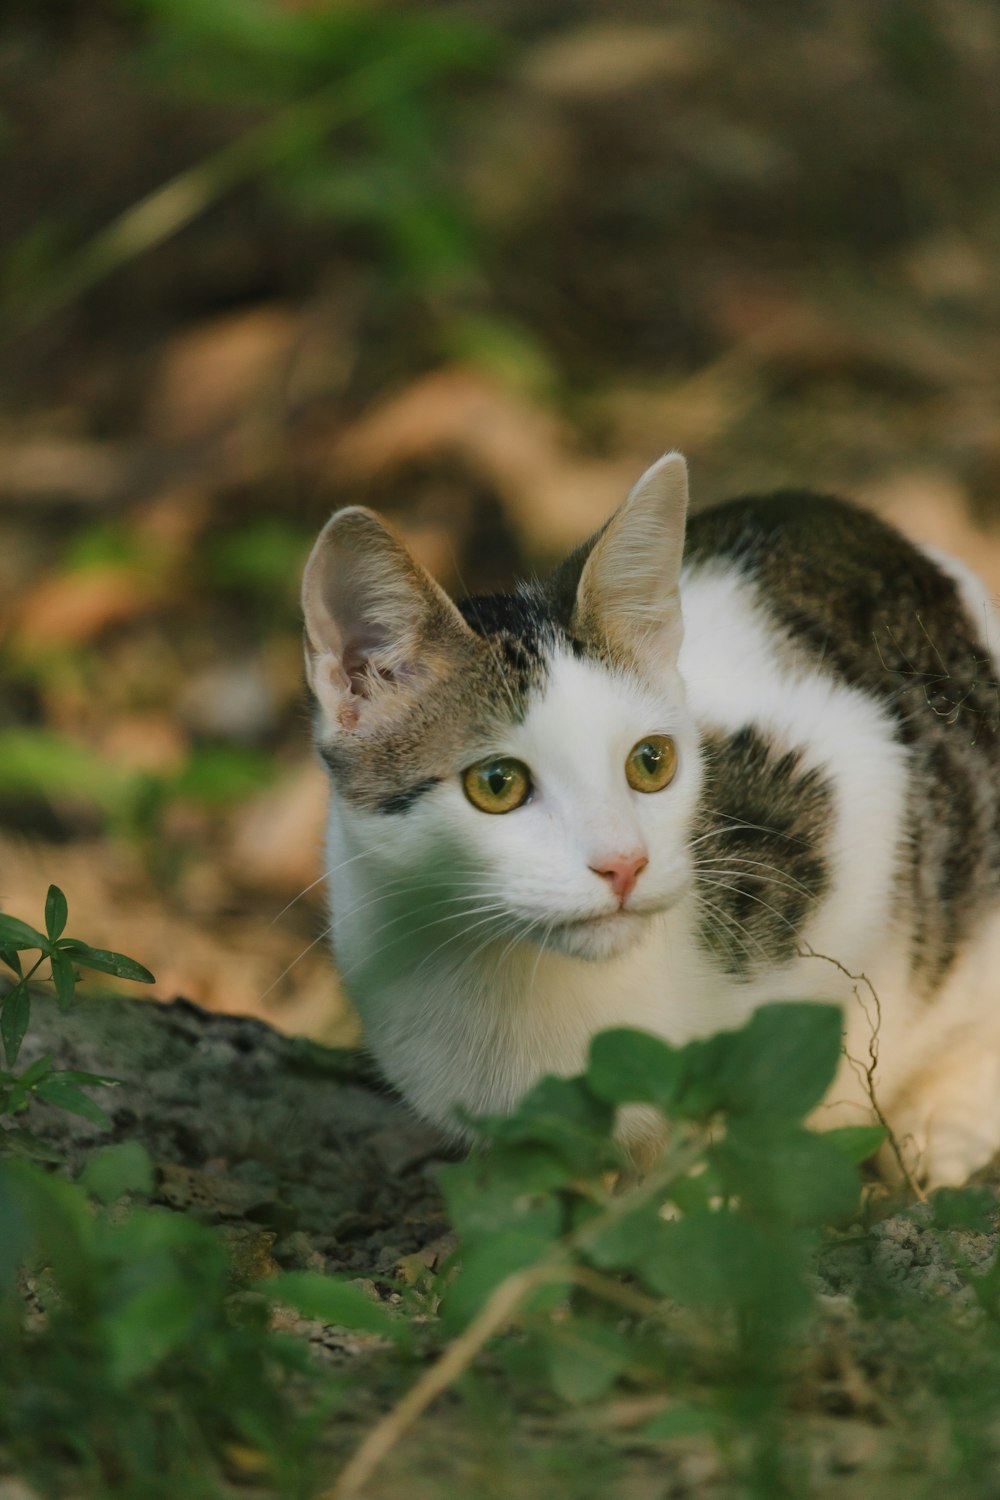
[
  {"left": 0, "top": 1149, "right": 330, "bottom": 1500},
  {"left": 1, "top": 0, "right": 504, "bottom": 327},
  {"left": 129, "top": 0, "right": 499, "bottom": 286},
  {"left": 0, "top": 730, "right": 276, "bottom": 880},
  {"left": 207, "top": 518, "right": 315, "bottom": 605},
  {"left": 63, "top": 523, "right": 159, "bottom": 574}
]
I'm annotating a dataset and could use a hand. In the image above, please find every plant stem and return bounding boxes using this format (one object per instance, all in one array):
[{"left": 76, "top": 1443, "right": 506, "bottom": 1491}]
[{"left": 324, "top": 1129, "right": 710, "bottom": 1497}]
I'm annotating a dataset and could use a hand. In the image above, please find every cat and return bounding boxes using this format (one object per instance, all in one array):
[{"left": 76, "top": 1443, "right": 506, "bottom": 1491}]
[{"left": 302, "top": 453, "right": 1000, "bottom": 1187}]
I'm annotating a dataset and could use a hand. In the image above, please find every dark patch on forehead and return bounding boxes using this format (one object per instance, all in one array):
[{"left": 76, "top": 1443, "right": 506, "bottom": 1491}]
[
  {"left": 456, "top": 588, "right": 550, "bottom": 642},
  {"left": 455, "top": 584, "right": 556, "bottom": 709},
  {"left": 691, "top": 726, "right": 832, "bottom": 980},
  {"left": 458, "top": 588, "right": 549, "bottom": 674}
]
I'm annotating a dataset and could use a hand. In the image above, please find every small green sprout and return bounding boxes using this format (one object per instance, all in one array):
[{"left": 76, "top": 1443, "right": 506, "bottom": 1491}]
[{"left": 0, "top": 884, "right": 154, "bottom": 1130}]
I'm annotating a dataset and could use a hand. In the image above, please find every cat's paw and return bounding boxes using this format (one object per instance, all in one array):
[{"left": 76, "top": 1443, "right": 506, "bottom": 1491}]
[{"left": 887, "top": 1053, "right": 1000, "bottom": 1188}]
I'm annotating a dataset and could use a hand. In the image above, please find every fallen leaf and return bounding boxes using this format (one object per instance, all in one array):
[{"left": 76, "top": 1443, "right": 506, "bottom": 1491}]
[
  {"left": 147, "top": 306, "right": 299, "bottom": 444},
  {"left": 520, "top": 22, "right": 710, "bottom": 99},
  {"left": 332, "top": 367, "right": 639, "bottom": 555},
  {"left": 227, "top": 761, "right": 328, "bottom": 897},
  {"left": 13, "top": 566, "right": 162, "bottom": 646}
]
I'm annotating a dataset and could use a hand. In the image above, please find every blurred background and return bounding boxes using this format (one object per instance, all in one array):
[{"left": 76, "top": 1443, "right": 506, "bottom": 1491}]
[{"left": 1, "top": 0, "right": 999, "bottom": 1043}]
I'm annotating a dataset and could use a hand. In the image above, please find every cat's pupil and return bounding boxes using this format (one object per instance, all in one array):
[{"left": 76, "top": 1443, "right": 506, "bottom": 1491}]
[
  {"left": 487, "top": 766, "right": 508, "bottom": 795},
  {"left": 641, "top": 743, "right": 661, "bottom": 773}
]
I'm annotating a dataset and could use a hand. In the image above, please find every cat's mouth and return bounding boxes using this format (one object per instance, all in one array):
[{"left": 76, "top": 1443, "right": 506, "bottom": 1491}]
[
  {"left": 541, "top": 906, "right": 652, "bottom": 961},
  {"left": 555, "top": 910, "right": 633, "bottom": 932}
]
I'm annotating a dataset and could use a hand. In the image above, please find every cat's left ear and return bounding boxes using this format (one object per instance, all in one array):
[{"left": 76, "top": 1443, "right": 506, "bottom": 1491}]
[
  {"left": 567, "top": 451, "right": 688, "bottom": 668},
  {"left": 301, "top": 506, "right": 476, "bottom": 737}
]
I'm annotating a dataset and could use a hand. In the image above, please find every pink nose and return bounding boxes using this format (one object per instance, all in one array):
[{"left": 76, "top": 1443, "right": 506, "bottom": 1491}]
[{"left": 590, "top": 852, "right": 648, "bottom": 903}]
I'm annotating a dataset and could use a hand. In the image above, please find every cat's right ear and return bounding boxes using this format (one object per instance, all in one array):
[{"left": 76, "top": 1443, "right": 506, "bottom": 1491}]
[
  {"left": 564, "top": 451, "right": 689, "bottom": 669},
  {"left": 302, "top": 507, "right": 474, "bottom": 735}
]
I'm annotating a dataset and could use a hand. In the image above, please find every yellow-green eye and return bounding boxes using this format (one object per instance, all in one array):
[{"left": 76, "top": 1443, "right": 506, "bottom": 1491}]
[
  {"left": 626, "top": 734, "right": 677, "bottom": 793},
  {"left": 462, "top": 757, "right": 532, "bottom": 814}
]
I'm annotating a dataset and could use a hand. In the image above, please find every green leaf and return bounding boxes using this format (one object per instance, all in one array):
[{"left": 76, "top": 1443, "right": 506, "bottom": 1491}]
[
  {"left": 440, "top": 1225, "right": 566, "bottom": 1334},
  {"left": 0, "top": 945, "right": 22, "bottom": 977},
  {"left": 543, "top": 1317, "right": 632, "bottom": 1403},
  {"left": 1, "top": 1158, "right": 95, "bottom": 1299},
  {"left": 0, "top": 914, "right": 48, "bottom": 952},
  {"left": 640, "top": 1210, "right": 811, "bottom": 1323},
  {"left": 106, "top": 1278, "right": 204, "bottom": 1387},
  {"left": 0, "top": 982, "right": 31, "bottom": 1067},
  {"left": 641, "top": 1404, "right": 720, "bottom": 1442},
  {"left": 34, "top": 1078, "right": 111, "bottom": 1128},
  {"left": 587, "top": 1028, "right": 682, "bottom": 1109},
  {"left": 57, "top": 940, "right": 155, "bottom": 984},
  {"left": 717, "top": 1003, "right": 843, "bottom": 1120},
  {"left": 473, "top": 1075, "right": 614, "bottom": 1172},
  {"left": 441, "top": 1146, "right": 571, "bottom": 1241},
  {"left": 17, "top": 1054, "right": 53, "bottom": 1087},
  {"left": 0, "top": 1163, "right": 34, "bottom": 1290},
  {"left": 932, "top": 1186, "right": 996, "bottom": 1232},
  {"left": 710, "top": 1119, "right": 862, "bottom": 1227},
  {"left": 668, "top": 1162, "right": 726, "bottom": 1216},
  {"left": 81, "top": 1141, "right": 155, "bottom": 1204},
  {"left": 580, "top": 1198, "right": 671, "bottom": 1273},
  {"left": 262, "top": 1270, "right": 404, "bottom": 1340},
  {"left": 822, "top": 1124, "right": 887, "bottom": 1164},
  {"left": 44, "top": 885, "right": 68, "bottom": 942},
  {"left": 49, "top": 947, "right": 76, "bottom": 1010},
  {"left": 111, "top": 1202, "right": 224, "bottom": 1263},
  {"left": 673, "top": 1032, "right": 738, "bottom": 1118}
]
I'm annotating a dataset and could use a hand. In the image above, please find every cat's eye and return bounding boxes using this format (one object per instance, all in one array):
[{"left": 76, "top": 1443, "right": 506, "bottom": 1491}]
[
  {"left": 626, "top": 734, "right": 677, "bottom": 793},
  {"left": 462, "top": 757, "right": 532, "bottom": 814}
]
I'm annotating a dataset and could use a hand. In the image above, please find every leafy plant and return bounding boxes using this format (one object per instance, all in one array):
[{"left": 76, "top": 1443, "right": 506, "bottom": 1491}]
[
  {"left": 4, "top": 0, "right": 502, "bottom": 328},
  {"left": 0, "top": 730, "right": 276, "bottom": 860},
  {"left": 0, "top": 1147, "right": 338, "bottom": 1500},
  {"left": 5, "top": 990, "right": 1000, "bottom": 1498},
  {"left": 332, "top": 1003, "right": 887, "bottom": 1496},
  {"left": 0, "top": 884, "right": 154, "bottom": 1134}
]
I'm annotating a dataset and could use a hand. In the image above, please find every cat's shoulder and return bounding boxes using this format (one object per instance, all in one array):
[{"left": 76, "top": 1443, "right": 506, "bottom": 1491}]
[
  {"left": 684, "top": 486, "right": 1000, "bottom": 752},
  {"left": 685, "top": 488, "right": 938, "bottom": 594}
]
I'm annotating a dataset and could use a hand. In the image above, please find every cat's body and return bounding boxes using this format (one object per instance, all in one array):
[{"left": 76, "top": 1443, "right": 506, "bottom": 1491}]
[{"left": 303, "top": 455, "right": 1000, "bottom": 1186}]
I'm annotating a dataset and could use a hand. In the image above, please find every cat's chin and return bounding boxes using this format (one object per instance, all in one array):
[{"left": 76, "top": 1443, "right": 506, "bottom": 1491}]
[{"left": 540, "top": 910, "right": 650, "bottom": 962}]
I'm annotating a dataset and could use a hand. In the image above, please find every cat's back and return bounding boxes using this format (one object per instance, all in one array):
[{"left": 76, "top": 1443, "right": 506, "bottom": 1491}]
[{"left": 679, "top": 489, "right": 1000, "bottom": 992}]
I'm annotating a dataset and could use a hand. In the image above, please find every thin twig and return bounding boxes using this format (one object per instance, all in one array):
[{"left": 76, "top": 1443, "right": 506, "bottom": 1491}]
[
  {"left": 322, "top": 1262, "right": 558, "bottom": 1500},
  {"left": 798, "top": 944, "right": 925, "bottom": 1201},
  {"left": 322, "top": 1131, "right": 710, "bottom": 1496}
]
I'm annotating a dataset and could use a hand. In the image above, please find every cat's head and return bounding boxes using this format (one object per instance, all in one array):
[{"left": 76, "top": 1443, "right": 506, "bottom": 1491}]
[{"left": 302, "top": 452, "right": 702, "bottom": 963}]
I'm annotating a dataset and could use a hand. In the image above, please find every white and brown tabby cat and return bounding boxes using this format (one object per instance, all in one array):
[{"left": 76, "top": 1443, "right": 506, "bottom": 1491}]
[{"left": 302, "top": 453, "right": 1000, "bottom": 1187}]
